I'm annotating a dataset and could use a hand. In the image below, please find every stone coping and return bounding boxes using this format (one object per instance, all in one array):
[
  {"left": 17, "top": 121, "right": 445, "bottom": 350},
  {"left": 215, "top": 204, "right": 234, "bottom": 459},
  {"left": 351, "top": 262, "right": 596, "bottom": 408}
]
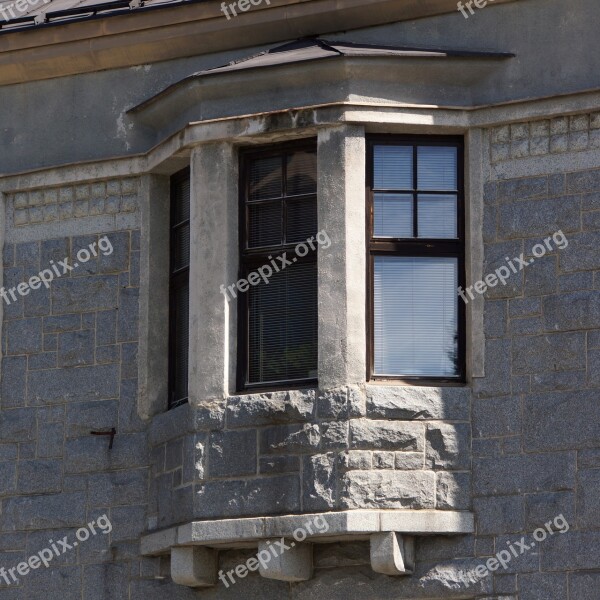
[{"left": 141, "top": 510, "right": 474, "bottom": 555}]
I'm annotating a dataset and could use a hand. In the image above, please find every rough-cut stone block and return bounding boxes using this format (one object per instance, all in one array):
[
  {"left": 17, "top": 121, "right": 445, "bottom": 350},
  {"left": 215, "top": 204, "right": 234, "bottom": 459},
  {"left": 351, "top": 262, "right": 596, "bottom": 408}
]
[
  {"left": 366, "top": 385, "right": 469, "bottom": 421},
  {"left": 320, "top": 421, "right": 348, "bottom": 450},
  {"left": 227, "top": 390, "right": 315, "bottom": 428},
  {"left": 317, "top": 388, "right": 348, "bottom": 419},
  {"left": 426, "top": 423, "right": 470, "bottom": 470},
  {"left": 436, "top": 472, "right": 471, "bottom": 510},
  {"left": 209, "top": 430, "right": 257, "bottom": 477},
  {"left": 302, "top": 453, "right": 336, "bottom": 511},
  {"left": 259, "top": 455, "right": 300, "bottom": 474},
  {"left": 373, "top": 451, "right": 394, "bottom": 469},
  {"left": 338, "top": 450, "right": 372, "bottom": 471},
  {"left": 340, "top": 471, "right": 435, "bottom": 509},
  {"left": 350, "top": 420, "right": 423, "bottom": 451},
  {"left": 394, "top": 452, "right": 424, "bottom": 470},
  {"left": 194, "top": 476, "right": 301, "bottom": 519},
  {"left": 260, "top": 424, "right": 320, "bottom": 454},
  {"left": 193, "top": 401, "right": 226, "bottom": 430}
]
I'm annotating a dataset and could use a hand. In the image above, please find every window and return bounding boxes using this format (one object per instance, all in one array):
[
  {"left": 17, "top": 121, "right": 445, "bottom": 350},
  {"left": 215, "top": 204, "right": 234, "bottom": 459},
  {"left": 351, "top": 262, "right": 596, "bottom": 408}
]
[
  {"left": 238, "top": 141, "right": 318, "bottom": 390},
  {"left": 367, "top": 136, "right": 465, "bottom": 382},
  {"left": 169, "top": 168, "right": 190, "bottom": 409}
]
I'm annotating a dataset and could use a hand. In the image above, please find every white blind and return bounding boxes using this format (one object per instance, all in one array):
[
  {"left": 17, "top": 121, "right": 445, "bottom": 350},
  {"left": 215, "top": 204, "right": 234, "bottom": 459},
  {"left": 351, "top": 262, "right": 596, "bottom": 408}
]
[
  {"left": 374, "top": 193, "right": 413, "bottom": 238},
  {"left": 418, "top": 194, "right": 457, "bottom": 238},
  {"left": 374, "top": 256, "right": 458, "bottom": 377},
  {"left": 374, "top": 145, "right": 412, "bottom": 189},
  {"left": 417, "top": 146, "right": 457, "bottom": 190}
]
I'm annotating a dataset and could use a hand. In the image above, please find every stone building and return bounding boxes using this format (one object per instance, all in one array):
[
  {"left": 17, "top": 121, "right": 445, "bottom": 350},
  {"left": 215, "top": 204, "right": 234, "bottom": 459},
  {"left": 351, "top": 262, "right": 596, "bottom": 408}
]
[{"left": 0, "top": 0, "right": 598, "bottom": 597}]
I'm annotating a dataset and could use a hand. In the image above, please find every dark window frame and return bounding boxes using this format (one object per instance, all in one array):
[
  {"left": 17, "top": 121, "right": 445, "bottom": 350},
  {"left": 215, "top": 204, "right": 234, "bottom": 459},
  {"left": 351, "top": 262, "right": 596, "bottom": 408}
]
[
  {"left": 366, "top": 134, "right": 466, "bottom": 385},
  {"left": 237, "top": 138, "right": 319, "bottom": 393},
  {"left": 168, "top": 166, "right": 191, "bottom": 409}
]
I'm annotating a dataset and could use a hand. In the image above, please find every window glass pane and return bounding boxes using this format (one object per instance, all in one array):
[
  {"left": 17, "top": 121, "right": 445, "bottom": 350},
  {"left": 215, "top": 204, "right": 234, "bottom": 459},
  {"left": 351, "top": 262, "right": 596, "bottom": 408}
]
[
  {"left": 248, "top": 262, "right": 317, "bottom": 383},
  {"left": 286, "top": 198, "right": 317, "bottom": 243},
  {"left": 287, "top": 151, "right": 317, "bottom": 196},
  {"left": 374, "top": 193, "right": 413, "bottom": 238},
  {"left": 417, "top": 194, "right": 457, "bottom": 238},
  {"left": 249, "top": 156, "right": 283, "bottom": 200},
  {"left": 374, "top": 145, "right": 412, "bottom": 190},
  {"left": 374, "top": 256, "right": 458, "bottom": 377},
  {"left": 248, "top": 202, "right": 282, "bottom": 248},
  {"left": 417, "top": 146, "right": 457, "bottom": 191}
]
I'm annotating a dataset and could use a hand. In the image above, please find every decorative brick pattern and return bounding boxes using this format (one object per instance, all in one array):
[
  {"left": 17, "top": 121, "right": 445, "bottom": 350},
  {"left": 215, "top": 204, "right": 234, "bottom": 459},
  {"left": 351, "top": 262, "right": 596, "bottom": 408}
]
[
  {"left": 8, "top": 177, "right": 139, "bottom": 226},
  {"left": 490, "top": 111, "right": 600, "bottom": 162}
]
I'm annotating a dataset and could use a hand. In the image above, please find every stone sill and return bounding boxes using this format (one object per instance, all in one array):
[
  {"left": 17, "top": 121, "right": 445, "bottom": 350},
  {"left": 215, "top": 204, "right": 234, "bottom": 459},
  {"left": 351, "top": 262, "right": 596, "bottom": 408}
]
[{"left": 141, "top": 509, "right": 474, "bottom": 555}]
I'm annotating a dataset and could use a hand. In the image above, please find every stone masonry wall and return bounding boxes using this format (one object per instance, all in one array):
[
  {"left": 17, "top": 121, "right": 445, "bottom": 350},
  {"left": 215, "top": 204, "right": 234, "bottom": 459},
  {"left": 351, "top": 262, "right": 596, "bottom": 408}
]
[
  {"left": 148, "top": 386, "right": 471, "bottom": 529},
  {"left": 468, "top": 113, "right": 600, "bottom": 599}
]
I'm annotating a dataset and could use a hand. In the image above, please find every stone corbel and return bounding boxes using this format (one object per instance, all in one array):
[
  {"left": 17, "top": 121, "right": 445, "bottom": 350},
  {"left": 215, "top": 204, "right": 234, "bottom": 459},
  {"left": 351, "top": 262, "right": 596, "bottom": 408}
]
[{"left": 370, "top": 532, "right": 415, "bottom": 576}]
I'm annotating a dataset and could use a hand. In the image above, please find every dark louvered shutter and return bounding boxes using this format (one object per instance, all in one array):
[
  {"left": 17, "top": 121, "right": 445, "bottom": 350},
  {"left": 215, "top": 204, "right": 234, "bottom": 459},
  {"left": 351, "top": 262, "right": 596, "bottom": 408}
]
[{"left": 169, "top": 169, "right": 190, "bottom": 409}]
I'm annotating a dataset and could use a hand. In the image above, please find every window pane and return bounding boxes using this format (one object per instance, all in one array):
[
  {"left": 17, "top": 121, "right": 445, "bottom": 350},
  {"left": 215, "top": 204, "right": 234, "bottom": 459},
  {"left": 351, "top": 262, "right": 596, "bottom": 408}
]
[
  {"left": 374, "top": 193, "right": 413, "bottom": 238},
  {"left": 248, "top": 262, "right": 317, "bottom": 384},
  {"left": 418, "top": 194, "right": 457, "bottom": 238},
  {"left": 286, "top": 198, "right": 317, "bottom": 243},
  {"left": 173, "top": 177, "right": 190, "bottom": 224},
  {"left": 417, "top": 146, "right": 457, "bottom": 190},
  {"left": 249, "top": 156, "right": 283, "bottom": 200},
  {"left": 374, "top": 145, "right": 412, "bottom": 190},
  {"left": 374, "top": 256, "right": 458, "bottom": 377},
  {"left": 287, "top": 151, "right": 317, "bottom": 196},
  {"left": 248, "top": 202, "right": 282, "bottom": 248}
]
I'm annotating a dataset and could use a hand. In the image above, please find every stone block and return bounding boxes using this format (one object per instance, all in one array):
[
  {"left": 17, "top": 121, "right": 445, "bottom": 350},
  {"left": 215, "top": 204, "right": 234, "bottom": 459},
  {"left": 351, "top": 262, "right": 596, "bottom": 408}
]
[
  {"left": 6, "top": 317, "right": 43, "bottom": 354},
  {"left": 52, "top": 275, "right": 118, "bottom": 314},
  {"left": 473, "top": 453, "right": 575, "bottom": 496},
  {"left": 18, "top": 459, "right": 62, "bottom": 494},
  {"left": 58, "top": 329, "right": 95, "bottom": 367},
  {"left": 43, "top": 314, "right": 81, "bottom": 333},
  {"left": 260, "top": 424, "right": 320, "bottom": 454},
  {"left": 426, "top": 423, "right": 470, "bottom": 470},
  {"left": 436, "top": 472, "right": 470, "bottom": 510},
  {"left": 302, "top": 453, "right": 336, "bottom": 511},
  {"left": 496, "top": 176, "right": 547, "bottom": 202},
  {"left": 394, "top": 452, "right": 424, "bottom": 470},
  {"left": 171, "top": 546, "right": 218, "bottom": 587},
  {"left": 577, "top": 469, "right": 600, "bottom": 528},
  {"left": 569, "top": 573, "right": 600, "bottom": 600},
  {"left": 473, "top": 495, "right": 524, "bottom": 534},
  {"left": 66, "top": 399, "right": 118, "bottom": 437},
  {"left": 259, "top": 455, "right": 300, "bottom": 474},
  {"left": 1, "top": 492, "right": 86, "bottom": 530},
  {"left": 0, "top": 462, "right": 17, "bottom": 496},
  {"left": 366, "top": 385, "right": 469, "bottom": 421},
  {"left": 1, "top": 355, "right": 27, "bottom": 407},
  {"left": 524, "top": 254, "right": 557, "bottom": 296},
  {"left": 483, "top": 240, "right": 523, "bottom": 299},
  {"left": 473, "top": 396, "right": 520, "bottom": 438},
  {"left": 0, "top": 408, "right": 36, "bottom": 441},
  {"left": 541, "top": 531, "right": 600, "bottom": 571},
  {"left": 579, "top": 448, "right": 600, "bottom": 469},
  {"left": 512, "top": 332, "right": 585, "bottom": 374},
  {"left": 82, "top": 563, "right": 130, "bottom": 600},
  {"left": 497, "top": 196, "right": 580, "bottom": 239},
  {"left": 559, "top": 231, "right": 600, "bottom": 272},
  {"left": 320, "top": 421, "right": 348, "bottom": 450},
  {"left": 194, "top": 476, "right": 301, "bottom": 519},
  {"left": 96, "top": 310, "right": 116, "bottom": 344},
  {"left": 37, "top": 421, "right": 65, "bottom": 458},
  {"left": 337, "top": 450, "right": 372, "bottom": 471},
  {"left": 227, "top": 389, "right": 315, "bottom": 428},
  {"left": 209, "top": 430, "right": 257, "bottom": 477},
  {"left": 543, "top": 290, "right": 600, "bottom": 332},
  {"left": 483, "top": 300, "right": 506, "bottom": 338},
  {"left": 340, "top": 471, "right": 435, "bottom": 509},
  {"left": 524, "top": 492, "right": 575, "bottom": 530},
  {"left": 98, "top": 231, "right": 130, "bottom": 274},
  {"left": 28, "top": 364, "right": 120, "bottom": 404},
  {"left": 373, "top": 451, "right": 394, "bottom": 469},
  {"left": 317, "top": 388, "right": 348, "bottom": 419},
  {"left": 566, "top": 167, "right": 600, "bottom": 193},
  {"left": 524, "top": 390, "right": 600, "bottom": 451},
  {"left": 65, "top": 433, "right": 147, "bottom": 473},
  {"left": 472, "top": 339, "right": 511, "bottom": 398},
  {"left": 350, "top": 420, "right": 423, "bottom": 451},
  {"left": 88, "top": 469, "right": 148, "bottom": 507},
  {"left": 117, "top": 287, "right": 139, "bottom": 342}
]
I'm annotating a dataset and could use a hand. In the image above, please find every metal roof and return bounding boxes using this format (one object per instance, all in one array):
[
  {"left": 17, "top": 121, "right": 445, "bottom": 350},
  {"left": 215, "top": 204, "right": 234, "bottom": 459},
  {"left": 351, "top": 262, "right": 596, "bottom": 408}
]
[
  {"left": 198, "top": 38, "right": 515, "bottom": 76},
  {"left": 0, "top": 0, "right": 197, "bottom": 32}
]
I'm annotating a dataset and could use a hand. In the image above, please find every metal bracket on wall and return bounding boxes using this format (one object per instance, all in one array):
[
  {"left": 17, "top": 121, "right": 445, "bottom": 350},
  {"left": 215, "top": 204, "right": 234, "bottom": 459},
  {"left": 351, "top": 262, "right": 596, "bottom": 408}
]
[{"left": 90, "top": 427, "right": 117, "bottom": 450}]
